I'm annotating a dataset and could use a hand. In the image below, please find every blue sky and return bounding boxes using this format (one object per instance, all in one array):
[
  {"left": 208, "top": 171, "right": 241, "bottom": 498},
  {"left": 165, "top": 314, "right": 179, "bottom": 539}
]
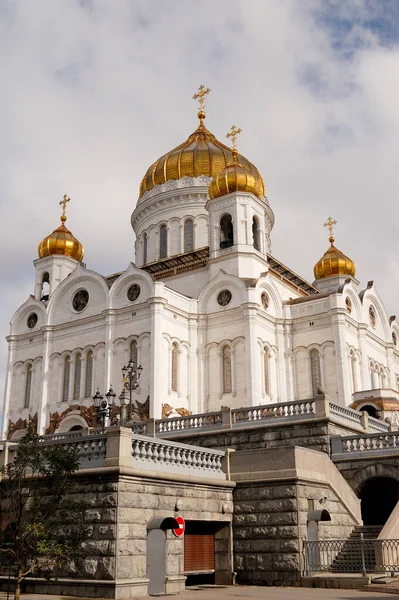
[{"left": 1, "top": 0, "right": 399, "bottom": 415}]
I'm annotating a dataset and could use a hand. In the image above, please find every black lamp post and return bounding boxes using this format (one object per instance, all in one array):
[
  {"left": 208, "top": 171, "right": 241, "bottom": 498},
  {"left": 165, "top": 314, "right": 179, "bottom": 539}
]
[
  {"left": 122, "top": 359, "right": 143, "bottom": 420},
  {"left": 92, "top": 386, "right": 116, "bottom": 432}
]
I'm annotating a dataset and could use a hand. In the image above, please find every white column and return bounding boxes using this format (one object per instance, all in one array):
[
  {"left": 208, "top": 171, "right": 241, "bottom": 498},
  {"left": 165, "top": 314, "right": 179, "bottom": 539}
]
[
  {"left": 188, "top": 315, "right": 199, "bottom": 413},
  {"left": 243, "top": 304, "right": 259, "bottom": 405},
  {"left": 331, "top": 311, "right": 352, "bottom": 405},
  {"left": 104, "top": 310, "right": 116, "bottom": 391},
  {"left": 283, "top": 322, "right": 295, "bottom": 402},
  {"left": 1, "top": 337, "right": 17, "bottom": 438},
  {"left": 358, "top": 325, "right": 370, "bottom": 390},
  {"left": 149, "top": 297, "right": 165, "bottom": 418},
  {"left": 37, "top": 327, "right": 52, "bottom": 434},
  {"left": 275, "top": 322, "right": 287, "bottom": 402}
]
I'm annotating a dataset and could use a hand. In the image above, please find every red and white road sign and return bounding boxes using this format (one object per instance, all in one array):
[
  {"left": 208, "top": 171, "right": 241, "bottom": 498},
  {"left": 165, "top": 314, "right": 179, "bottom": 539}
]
[{"left": 172, "top": 516, "right": 185, "bottom": 537}]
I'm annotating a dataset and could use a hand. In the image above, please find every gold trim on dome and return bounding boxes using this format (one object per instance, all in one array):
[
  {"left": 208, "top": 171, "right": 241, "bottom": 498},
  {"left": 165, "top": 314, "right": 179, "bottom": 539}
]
[
  {"left": 38, "top": 194, "right": 84, "bottom": 262},
  {"left": 313, "top": 217, "right": 356, "bottom": 280},
  {"left": 139, "top": 92, "right": 265, "bottom": 198}
]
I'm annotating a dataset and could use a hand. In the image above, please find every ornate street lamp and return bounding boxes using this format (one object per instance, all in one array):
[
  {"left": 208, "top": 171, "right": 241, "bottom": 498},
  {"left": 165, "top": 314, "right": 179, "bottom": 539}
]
[
  {"left": 122, "top": 359, "right": 143, "bottom": 420},
  {"left": 92, "top": 386, "right": 116, "bottom": 432}
]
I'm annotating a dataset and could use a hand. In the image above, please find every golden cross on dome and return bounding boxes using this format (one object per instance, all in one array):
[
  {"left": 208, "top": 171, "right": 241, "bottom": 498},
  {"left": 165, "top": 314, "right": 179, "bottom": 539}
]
[
  {"left": 324, "top": 216, "right": 337, "bottom": 243},
  {"left": 226, "top": 125, "right": 242, "bottom": 151},
  {"left": 59, "top": 194, "right": 70, "bottom": 222},
  {"left": 193, "top": 84, "right": 211, "bottom": 111}
]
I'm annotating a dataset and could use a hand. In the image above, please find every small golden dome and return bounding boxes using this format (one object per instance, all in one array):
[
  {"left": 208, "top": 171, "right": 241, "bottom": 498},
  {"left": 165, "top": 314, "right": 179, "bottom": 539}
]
[
  {"left": 139, "top": 113, "right": 265, "bottom": 198},
  {"left": 314, "top": 218, "right": 355, "bottom": 280},
  {"left": 208, "top": 149, "right": 264, "bottom": 200},
  {"left": 38, "top": 195, "right": 84, "bottom": 262}
]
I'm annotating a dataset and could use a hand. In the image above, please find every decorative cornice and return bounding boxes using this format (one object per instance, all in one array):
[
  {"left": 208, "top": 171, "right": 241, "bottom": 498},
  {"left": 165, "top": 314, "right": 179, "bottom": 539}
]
[{"left": 138, "top": 176, "right": 212, "bottom": 204}]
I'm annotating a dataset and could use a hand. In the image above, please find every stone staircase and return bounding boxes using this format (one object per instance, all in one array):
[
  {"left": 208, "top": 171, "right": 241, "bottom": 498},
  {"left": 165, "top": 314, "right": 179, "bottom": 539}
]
[{"left": 331, "top": 525, "right": 383, "bottom": 572}]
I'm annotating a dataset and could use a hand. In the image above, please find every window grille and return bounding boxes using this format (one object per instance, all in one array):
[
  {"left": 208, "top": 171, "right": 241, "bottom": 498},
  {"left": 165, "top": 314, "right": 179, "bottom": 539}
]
[
  {"left": 172, "top": 343, "right": 178, "bottom": 392},
  {"left": 24, "top": 364, "right": 32, "bottom": 408},
  {"left": 222, "top": 345, "right": 232, "bottom": 394},
  {"left": 184, "top": 219, "right": 194, "bottom": 252},
  {"left": 63, "top": 356, "right": 70, "bottom": 402},
  {"left": 85, "top": 351, "right": 93, "bottom": 398}
]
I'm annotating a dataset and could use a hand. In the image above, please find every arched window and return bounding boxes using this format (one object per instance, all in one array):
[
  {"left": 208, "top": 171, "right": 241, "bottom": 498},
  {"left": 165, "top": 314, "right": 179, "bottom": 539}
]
[
  {"left": 24, "top": 364, "right": 32, "bottom": 408},
  {"left": 220, "top": 214, "right": 233, "bottom": 249},
  {"left": 41, "top": 272, "right": 50, "bottom": 301},
  {"left": 143, "top": 233, "right": 148, "bottom": 264},
  {"left": 85, "top": 351, "right": 93, "bottom": 398},
  {"left": 184, "top": 219, "right": 194, "bottom": 252},
  {"left": 222, "top": 345, "right": 232, "bottom": 394},
  {"left": 264, "top": 348, "right": 270, "bottom": 395},
  {"left": 252, "top": 216, "right": 260, "bottom": 251},
  {"left": 74, "top": 353, "right": 81, "bottom": 399},
  {"left": 130, "top": 340, "right": 138, "bottom": 365},
  {"left": 160, "top": 225, "right": 167, "bottom": 259},
  {"left": 350, "top": 351, "right": 357, "bottom": 393},
  {"left": 171, "top": 342, "right": 178, "bottom": 392},
  {"left": 310, "top": 349, "right": 321, "bottom": 396},
  {"left": 63, "top": 356, "right": 70, "bottom": 402}
]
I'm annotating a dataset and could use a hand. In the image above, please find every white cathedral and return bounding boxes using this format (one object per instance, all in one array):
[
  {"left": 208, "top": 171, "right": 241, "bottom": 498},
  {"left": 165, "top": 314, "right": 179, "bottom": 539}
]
[{"left": 3, "top": 87, "right": 399, "bottom": 438}]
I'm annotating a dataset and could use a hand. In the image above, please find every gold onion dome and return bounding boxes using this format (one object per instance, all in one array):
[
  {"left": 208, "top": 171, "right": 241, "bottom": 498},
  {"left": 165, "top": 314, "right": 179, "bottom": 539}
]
[
  {"left": 209, "top": 125, "right": 264, "bottom": 200},
  {"left": 38, "top": 195, "right": 84, "bottom": 262},
  {"left": 139, "top": 85, "right": 265, "bottom": 198},
  {"left": 314, "top": 217, "right": 356, "bottom": 280}
]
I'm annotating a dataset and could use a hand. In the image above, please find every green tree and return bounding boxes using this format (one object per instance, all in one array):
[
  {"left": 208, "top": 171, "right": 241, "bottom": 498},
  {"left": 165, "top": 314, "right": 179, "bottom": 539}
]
[{"left": 0, "top": 431, "right": 89, "bottom": 600}]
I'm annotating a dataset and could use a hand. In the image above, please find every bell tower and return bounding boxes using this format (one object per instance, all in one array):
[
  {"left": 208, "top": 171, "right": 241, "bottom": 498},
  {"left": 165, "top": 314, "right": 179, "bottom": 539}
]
[
  {"left": 206, "top": 126, "right": 274, "bottom": 279},
  {"left": 34, "top": 195, "right": 84, "bottom": 301}
]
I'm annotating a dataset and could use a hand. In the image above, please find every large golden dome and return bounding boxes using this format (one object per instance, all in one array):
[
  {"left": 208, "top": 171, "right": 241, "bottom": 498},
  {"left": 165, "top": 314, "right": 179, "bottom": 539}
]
[
  {"left": 139, "top": 112, "right": 265, "bottom": 198},
  {"left": 314, "top": 219, "right": 355, "bottom": 280},
  {"left": 38, "top": 195, "right": 84, "bottom": 262}
]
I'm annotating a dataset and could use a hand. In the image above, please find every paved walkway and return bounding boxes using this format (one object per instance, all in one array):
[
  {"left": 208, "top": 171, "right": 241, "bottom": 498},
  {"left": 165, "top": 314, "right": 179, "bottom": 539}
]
[
  {"left": 1, "top": 585, "right": 397, "bottom": 600},
  {"left": 161, "top": 585, "right": 398, "bottom": 599}
]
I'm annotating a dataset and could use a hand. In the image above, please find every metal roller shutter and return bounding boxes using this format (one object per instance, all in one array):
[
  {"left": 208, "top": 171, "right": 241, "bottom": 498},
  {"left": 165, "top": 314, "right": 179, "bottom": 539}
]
[{"left": 184, "top": 533, "right": 215, "bottom": 573}]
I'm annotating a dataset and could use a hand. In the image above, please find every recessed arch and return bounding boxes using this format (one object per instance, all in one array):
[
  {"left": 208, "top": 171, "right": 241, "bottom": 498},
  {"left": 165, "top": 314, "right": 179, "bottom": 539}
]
[
  {"left": 220, "top": 213, "right": 233, "bottom": 249},
  {"left": 359, "top": 477, "right": 399, "bottom": 525}
]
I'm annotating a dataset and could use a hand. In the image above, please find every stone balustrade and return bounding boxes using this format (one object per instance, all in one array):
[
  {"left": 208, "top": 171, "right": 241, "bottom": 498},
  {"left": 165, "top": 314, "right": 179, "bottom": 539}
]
[
  {"left": 232, "top": 399, "right": 315, "bottom": 425},
  {"left": 144, "top": 396, "right": 392, "bottom": 439},
  {"left": 1, "top": 427, "right": 227, "bottom": 480},
  {"left": 331, "top": 432, "right": 399, "bottom": 459},
  {"left": 156, "top": 410, "right": 223, "bottom": 434},
  {"left": 131, "top": 433, "right": 226, "bottom": 479},
  {"left": 38, "top": 433, "right": 108, "bottom": 467}
]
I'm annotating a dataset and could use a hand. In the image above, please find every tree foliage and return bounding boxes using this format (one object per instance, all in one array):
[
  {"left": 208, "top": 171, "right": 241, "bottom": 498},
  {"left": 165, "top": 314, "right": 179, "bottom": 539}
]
[{"left": 0, "top": 431, "right": 89, "bottom": 600}]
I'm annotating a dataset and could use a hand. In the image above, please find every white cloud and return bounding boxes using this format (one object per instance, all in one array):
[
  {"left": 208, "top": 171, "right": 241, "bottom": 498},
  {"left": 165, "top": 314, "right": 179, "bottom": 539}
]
[{"left": 1, "top": 0, "right": 399, "bottom": 411}]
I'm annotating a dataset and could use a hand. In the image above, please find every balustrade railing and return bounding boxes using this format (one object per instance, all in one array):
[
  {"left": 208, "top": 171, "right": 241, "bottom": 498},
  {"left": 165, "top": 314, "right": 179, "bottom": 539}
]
[
  {"left": 329, "top": 402, "right": 363, "bottom": 427},
  {"left": 131, "top": 422, "right": 148, "bottom": 435},
  {"left": 303, "top": 537, "right": 399, "bottom": 574},
  {"left": 39, "top": 434, "right": 107, "bottom": 466},
  {"left": 331, "top": 432, "right": 399, "bottom": 457},
  {"left": 368, "top": 415, "right": 389, "bottom": 433},
  {"left": 232, "top": 399, "right": 314, "bottom": 424},
  {"left": 131, "top": 433, "right": 225, "bottom": 479},
  {"left": 156, "top": 411, "right": 223, "bottom": 435}
]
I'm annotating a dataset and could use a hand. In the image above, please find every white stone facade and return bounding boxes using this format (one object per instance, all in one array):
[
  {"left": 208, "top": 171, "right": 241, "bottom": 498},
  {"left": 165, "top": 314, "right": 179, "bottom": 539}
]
[{"left": 3, "top": 172, "right": 399, "bottom": 438}]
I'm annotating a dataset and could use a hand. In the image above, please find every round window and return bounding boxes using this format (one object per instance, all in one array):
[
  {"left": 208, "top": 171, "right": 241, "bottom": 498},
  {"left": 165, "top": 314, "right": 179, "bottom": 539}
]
[
  {"left": 73, "top": 290, "right": 89, "bottom": 312},
  {"left": 27, "top": 313, "right": 38, "bottom": 329},
  {"left": 369, "top": 305, "right": 376, "bottom": 328},
  {"left": 261, "top": 292, "right": 269, "bottom": 309},
  {"left": 217, "top": 289, "right": 232, "bottom": 307},
  {"left": 127, "top": 284, "right": 141, "bottom": 302},
  {"left": 345, "top": 297, "right": 352, "bottom": 313}
]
